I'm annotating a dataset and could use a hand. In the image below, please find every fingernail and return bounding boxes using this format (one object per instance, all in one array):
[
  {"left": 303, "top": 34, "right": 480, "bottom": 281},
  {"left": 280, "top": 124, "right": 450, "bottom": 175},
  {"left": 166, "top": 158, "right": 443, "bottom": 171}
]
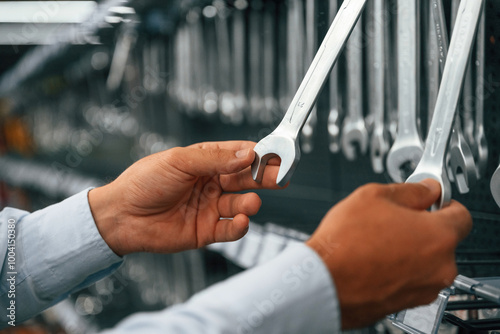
[
  {"left": 419, "top": 179, "right": 441, "bottom": 193},
  {"left": 236, "top": 149, "right": 250, "bottom": 159}
]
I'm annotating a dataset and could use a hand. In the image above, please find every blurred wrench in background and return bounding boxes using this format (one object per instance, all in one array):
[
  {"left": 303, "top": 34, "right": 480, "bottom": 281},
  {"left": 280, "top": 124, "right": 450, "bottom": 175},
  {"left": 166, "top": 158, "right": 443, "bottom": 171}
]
[
  {"left": 341, "top": 17, "right": 367, "bottom": 161},
  {"left": 386, "top": 0, "right": 423, "bottom": 183},
  {"left": 406, "top": 0, "right": 484, "bottom": 210},
  {"left": 473, "top": 4, "right": 488, "bottom": 179},
  {"left": 214, "top": 0, "right": 239, "bottom": 124},
  {"left": 261, "top": 1, "right": 279, "bottom": 125},
  {"left": 232, "top": 0, "right": 248, "bottom": 123},
  {"left": 300, "top": 0, "right": 318, "bottom": 154},
  {"left": 327, "top": 0, "right": 342, "bottom": 154},
  {"left": 442, "top": 0, "right": 477, "bottom": 194},
  {"left": 368, "top": 0, "right": 389, "bottom": 174},
  {"left": 252, "top": 0, "right": 367, "bottom": 186}
]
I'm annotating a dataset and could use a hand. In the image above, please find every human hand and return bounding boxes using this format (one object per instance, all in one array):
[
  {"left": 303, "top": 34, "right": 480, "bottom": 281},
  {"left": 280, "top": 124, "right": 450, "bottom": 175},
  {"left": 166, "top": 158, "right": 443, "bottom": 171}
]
[
  {"left": 88, "top": 141, "right": 283, "bottom": 256},
  {"left": 306, "top": 180, "right": 472, "bottom": 329}
]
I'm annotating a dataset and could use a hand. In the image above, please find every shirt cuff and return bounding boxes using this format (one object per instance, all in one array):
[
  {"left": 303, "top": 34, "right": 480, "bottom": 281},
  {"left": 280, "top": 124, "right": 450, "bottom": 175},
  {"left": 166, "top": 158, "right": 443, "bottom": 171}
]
[{"left": 20, "top": 188, "right": 122, "bottom": 301}]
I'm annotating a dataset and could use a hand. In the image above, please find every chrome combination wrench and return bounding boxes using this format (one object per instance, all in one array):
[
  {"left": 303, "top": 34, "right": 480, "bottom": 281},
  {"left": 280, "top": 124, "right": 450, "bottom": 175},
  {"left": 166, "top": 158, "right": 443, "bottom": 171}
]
[
  {"left": 252, "top": 0, "right": 367, "bottom": 186},
  {"left": 368, "top": 0, "right": 388, "bottom": 174},
  {"left": 341, "top": 14, "right": 368, "bottom": 161},
  {"left": 386, "top": 0, "right": 424, "bottom": 183},
  {"left": 406, "top": 0, "right": 484, "bottom": 210},
  {"left": 474, "top": 4, "right": 488, "bottom": 179},
  {"left": 327, "top": 0, "right": 342, "bottom": 154},
  {"left": 434, "top": 0, "right": 477, "bottom": 194},
  {"left": 301, "top": 0, "right": 318, "bottom": 154}
]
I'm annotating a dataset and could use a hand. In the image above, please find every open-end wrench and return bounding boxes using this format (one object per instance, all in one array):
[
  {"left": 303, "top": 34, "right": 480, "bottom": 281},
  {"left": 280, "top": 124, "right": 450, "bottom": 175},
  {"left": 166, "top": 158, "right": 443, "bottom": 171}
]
[
  {"left": 426, "top": 1, "right": 440, "bottom": 133},
  {"left": 386, "top": 0, "right": 423, "bottom": 183},
  {"left": 327, "top": 0, "right": 342, "bottom": 153},
  {"left": 444, "top": 0, "right": 477, "bottom": 193},
  {"left": 369, "top": 0, "right": 388, "bottom": 174},
  {"left": 406, "top": 0, "right": 484, "bottom": 210},
  {"left": 252, "top": 0, "right": 368, "bottom": 186},
  {"left": 301, "top": 0, "right": 318, "bottom": 154},
  {"left": 473, "top": 4, "right": 488, "bottom": 179},
  {"left": 341, "top": 18, "right": 368, "bottom": 161},
  {"left": 490, "top": 162, "right": 500, "bottom": 208}
]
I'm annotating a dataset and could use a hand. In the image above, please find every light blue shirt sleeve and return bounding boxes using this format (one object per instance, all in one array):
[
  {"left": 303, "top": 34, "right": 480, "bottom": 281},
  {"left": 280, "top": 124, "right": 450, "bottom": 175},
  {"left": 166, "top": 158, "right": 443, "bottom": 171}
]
[
  {"left": 0, "top": 189, "right": 123, "bottom": 328},
  {"left": 103, "top": 242, "right": 341, "bottom": 334},
  {"left": 1, "top": 188, "right": 341, "bottom": 332}
]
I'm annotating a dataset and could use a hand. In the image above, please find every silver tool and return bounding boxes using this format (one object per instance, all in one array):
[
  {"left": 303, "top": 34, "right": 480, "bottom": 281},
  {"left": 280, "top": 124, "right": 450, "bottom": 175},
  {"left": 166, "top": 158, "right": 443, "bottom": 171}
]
[
  {"left": 215, "top": 0, "right": 238, "bottom": 124},
  {"left": 386, "top": 0, "right": 424, "bottom": 183},
  {"left": 438, "top": 0, "right": 477, "bottom": 194},
  {"left": 341, "top": 18, "right": 367, "bottom": 161},
  {"left": 301, "top": 0, "right": 318, "bottom": 154},
  {"left": 406, "top": 0, "right": 484, "bottom": 210},
  {"left": 490, "top": 162, "right": 500, "bottom": 207},
  {"left": 248, "top": 2, "right": 263, "bottom": 123},
  {"left": 426, "top": 1, "right": 440, "bottom": 133},
  {"left": 368, "top": 0, "right": 388, "bottom": 174},
  {"left": 232, "top": 1, "right": 248, "bottom": 122},
  {"left": 261, "top": 3, "right": 279, "bottom": 125},
  {"left": 327, "top": 0, "right": 342, "bottom": 154},
  {"left": 252, "top": 0, "right": 368, "bottom": 186},
  {"left": 473, "top": 4, "right": 488, "bottom": 179}
]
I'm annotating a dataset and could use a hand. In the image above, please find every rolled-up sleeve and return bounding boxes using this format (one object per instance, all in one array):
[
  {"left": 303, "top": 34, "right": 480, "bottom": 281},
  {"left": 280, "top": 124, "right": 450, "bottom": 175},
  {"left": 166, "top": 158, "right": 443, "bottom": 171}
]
[
  {"left": 0, "top": 189, "right": 122, "bottom": 328},
  {"left": 103, "top": 242, "right": 341, "bottom": 334}
]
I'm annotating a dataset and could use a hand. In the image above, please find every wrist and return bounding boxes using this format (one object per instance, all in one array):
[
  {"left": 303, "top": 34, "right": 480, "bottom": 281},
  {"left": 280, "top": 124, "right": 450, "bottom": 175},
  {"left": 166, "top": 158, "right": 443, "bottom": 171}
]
[{"left": 88, "top": 184, "right": 125, "bottom": 257}]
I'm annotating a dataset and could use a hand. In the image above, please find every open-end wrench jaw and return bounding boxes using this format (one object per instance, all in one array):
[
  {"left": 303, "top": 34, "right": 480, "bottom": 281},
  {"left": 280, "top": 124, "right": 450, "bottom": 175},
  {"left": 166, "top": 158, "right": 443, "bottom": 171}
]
[
  {"left": 406, "top": 164, "right": 452, "bottom": 211},
  {"left": 448, "top": 127, "right": 477, "bottom": 194},
  {"left": 251, "top": 134, "right": 300, "bottom": 187},
  {"left": 341, "top": 120, "right": 368, "bottom": 161}
]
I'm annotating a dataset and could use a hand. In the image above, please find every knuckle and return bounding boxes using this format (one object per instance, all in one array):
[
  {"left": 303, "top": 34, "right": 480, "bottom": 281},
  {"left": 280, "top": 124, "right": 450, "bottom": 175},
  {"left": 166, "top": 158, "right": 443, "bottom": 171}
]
[{"left": 355, "top": 183, "right": 386, "bottom": 198}]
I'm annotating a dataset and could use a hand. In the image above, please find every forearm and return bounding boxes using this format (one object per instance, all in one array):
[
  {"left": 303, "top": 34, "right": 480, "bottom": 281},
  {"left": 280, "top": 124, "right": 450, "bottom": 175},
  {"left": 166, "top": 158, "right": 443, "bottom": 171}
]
[
  {"left": 0, "top": 189, "right": 122, "bottom": 328},
  {"left": 102, "top": 243, "right": 340, "bottom": 334}
]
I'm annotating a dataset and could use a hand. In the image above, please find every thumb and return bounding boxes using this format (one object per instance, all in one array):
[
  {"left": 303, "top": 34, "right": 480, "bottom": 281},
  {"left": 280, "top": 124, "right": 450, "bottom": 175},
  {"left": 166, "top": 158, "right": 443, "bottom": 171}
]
[
  {"left": 385, "top": 179, "right": 442, "bottom": 210},
  {"left": 174, "top": 146, "right": 255, "bottom": 177}
]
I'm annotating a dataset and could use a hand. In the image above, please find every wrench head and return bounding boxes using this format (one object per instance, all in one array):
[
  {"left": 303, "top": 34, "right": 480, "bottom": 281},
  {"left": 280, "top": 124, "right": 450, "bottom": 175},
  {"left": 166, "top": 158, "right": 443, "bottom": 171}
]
[
  {"left": 473, "top": 130, "right": 488, "bottom": 180},
  {"left": 341, "top": 120, "right": 368, "bottom": 161},
  {"left": 386, "top": 143, "right": 424, "bottom": 183},
  {"left": 406, "top": 167, "right": 452, "bottom": 211},
  {"left": 448, "top": 139, "right": 477, "bottom": 194},
  {"left": 490, "top": 165, "right": 500, "bottom": 208},
  {"left": 251, "top": 133, "right": 300, "bottom": 187},
  {"left": 370, "top": 129, "right": 389, "bottom": 174}
]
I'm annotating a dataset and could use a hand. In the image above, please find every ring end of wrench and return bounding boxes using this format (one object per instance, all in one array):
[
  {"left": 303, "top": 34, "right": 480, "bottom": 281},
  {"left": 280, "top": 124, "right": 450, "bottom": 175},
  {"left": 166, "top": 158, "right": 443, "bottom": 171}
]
[{"left": 405, "top": 169, "right": 452, "bottom": 211}]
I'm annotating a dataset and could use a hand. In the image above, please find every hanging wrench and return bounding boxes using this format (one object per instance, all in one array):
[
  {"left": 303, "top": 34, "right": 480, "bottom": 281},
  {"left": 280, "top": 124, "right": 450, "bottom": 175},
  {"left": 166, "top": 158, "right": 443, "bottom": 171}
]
[
  {"left": 252, "top": 0, "right": 367, "bottom": 186},
  {"left": 248, "top": 1, "right": 264, "bottom": 123},
  {"left": 301, "top": 0, "right": 318, "bottom": 154},
  {"left": 442, "top": 0, "right": 477, "bottom": 193},
  {"left": 386, "top": 0, "right": 423, "bottom": 183},
  {"left": 490, "top": 162, "right": 500, "bottom": 208},
  {"left": 426, "top": 1, "right": 439, "bottom": 133},
  {"left": 341, "top": 18, "right": 368, "bottom": 161},
  {"left": 406, "top": 0, "right": 484, "bottom": 210},
  {"left": 261, "top": 2, "right": 279, "bottom": 125},
  {"left": 473, "top": 4, "right": 488, "bottom": 179},
  {"left": 369, "top": 0, "right": 388, "bottom": 174},
  {"left": 214, "top": 0, "right": 238, "bottom": 124},
  {"left": 327, "top": 0, "right": 342, "bottom": 153},
  {"left": 232, "top": 1, "right": 248, "bottom": 123}
]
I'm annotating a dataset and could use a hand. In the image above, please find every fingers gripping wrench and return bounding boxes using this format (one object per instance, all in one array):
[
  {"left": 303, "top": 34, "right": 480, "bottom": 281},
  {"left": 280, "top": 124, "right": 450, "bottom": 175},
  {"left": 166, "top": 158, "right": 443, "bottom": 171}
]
[
  {"left": 252, "top": 0, "right": 368, "bottom": 186},
  {"left": 406, "top": 0, "right": 484, "bottom": 210}
]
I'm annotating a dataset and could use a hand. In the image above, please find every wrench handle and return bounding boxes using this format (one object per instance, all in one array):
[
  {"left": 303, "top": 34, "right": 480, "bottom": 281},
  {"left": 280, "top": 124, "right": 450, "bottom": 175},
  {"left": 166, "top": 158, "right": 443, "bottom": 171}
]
[
  {"left": 278, "top": 0, "right": 367, "bottom": 138},
  {"left": 423, "top": 0, "right": 484, "bottom": 162},
  {"left": 396, "top": 0, "right": 420, "bottom": 139},
  {"left": 431, "top": 0, "right": 449, "bottom": 75}
]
